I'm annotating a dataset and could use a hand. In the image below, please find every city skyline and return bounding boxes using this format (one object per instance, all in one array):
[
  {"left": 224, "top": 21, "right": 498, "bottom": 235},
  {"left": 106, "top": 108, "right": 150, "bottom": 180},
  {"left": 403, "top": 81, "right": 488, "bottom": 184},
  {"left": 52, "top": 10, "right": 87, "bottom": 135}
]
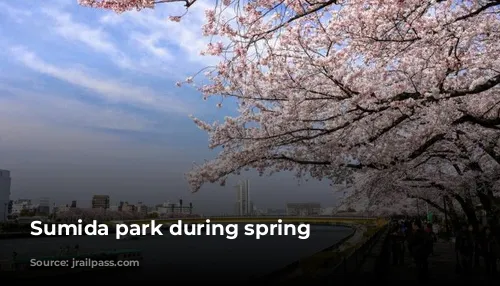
[
  {"left": 5, "top": 171, "right": 337, "bottom": 216},
  {"left": 7, "top": 190, "right": 334, "bottom": 215},
  {"left": 8, "top": 193, "right": 330, "bottom": 218}
]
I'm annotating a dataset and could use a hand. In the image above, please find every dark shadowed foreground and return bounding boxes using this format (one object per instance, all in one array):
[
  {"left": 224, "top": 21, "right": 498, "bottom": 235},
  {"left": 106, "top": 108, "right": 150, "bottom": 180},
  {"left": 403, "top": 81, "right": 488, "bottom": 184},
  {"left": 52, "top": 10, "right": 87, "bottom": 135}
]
[
  {"left": 388, "top": 240, "right": 500, "bottom": 284},
  {"left": 1, "top": 224, "right": 351, "bottom": 282}
]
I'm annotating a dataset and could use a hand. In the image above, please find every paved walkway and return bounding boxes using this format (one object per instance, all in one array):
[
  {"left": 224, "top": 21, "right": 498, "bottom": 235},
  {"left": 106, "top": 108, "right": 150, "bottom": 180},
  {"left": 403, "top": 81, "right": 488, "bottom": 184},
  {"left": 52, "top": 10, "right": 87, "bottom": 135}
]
[
  {"left": 388, "top": 240, "right": 499, "bottom": 283},
  {"left": 337, "top": 225, "right": 366, "bottom": 252}
]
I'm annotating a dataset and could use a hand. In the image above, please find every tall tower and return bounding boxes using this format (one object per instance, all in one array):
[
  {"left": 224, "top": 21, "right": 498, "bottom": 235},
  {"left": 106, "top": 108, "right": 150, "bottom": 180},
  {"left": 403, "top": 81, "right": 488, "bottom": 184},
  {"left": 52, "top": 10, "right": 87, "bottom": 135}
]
[
  {"left": 0, "top": 170, "right": 12, "bottom": 222},
  {"left": 235, "top": 180, "right": 250, "bottom": 216}
]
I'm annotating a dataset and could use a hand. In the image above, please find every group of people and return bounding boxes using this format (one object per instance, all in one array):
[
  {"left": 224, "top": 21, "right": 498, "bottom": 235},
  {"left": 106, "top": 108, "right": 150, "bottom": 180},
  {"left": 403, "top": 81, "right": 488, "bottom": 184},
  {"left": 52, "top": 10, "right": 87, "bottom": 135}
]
[
  {"left": 389, "top": 219, "right": 435, "bottom": 282},
  {"left": 389, "top": 218, "right": 500, "bottom": 283},
  {"left": 455, "top": 224, "right": 499, "bottom": 275}
]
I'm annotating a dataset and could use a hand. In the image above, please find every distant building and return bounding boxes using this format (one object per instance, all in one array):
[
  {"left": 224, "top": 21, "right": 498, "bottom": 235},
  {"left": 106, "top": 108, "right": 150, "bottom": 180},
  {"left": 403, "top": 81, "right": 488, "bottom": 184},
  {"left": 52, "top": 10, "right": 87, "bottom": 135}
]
[
  {"left": 136, "top": 202, "right": 148, "bottom": 214},
  {"left": 92, "top": 195, "right": 110, "bottom": 209},
  {"left": 108, "top": 205, "right": 120, "bottom": 211},
  {"left": 156, "top": 201, "right": 192, "bottom": 216},
  {"left": 38, "top": 197, "right": 50, "bottom": 206},
  {"left": 286, "top": 203, "right": 321, "bottom": 216},
  {"left": 234, "top": 180, "right": 252, "bottom": 216},
  {"left": 234, "top": 201, "right": 254, "bottom": 216},
  {"left": 53, "top": 201, "right": 78, "bottom": 214},
  {"left": 118, "top": 201, "right": 124, "bottom": 211},
  {"left": 36, "top": 206, "right": 50, "bottom": 216},
  {"left": 253, "top": 208, "right": 264, "bottom": 215},
  {"left": 55, "top": 204, "right": 70, "bottom": 214},
  {"left": 119, "top": 201, "right": 150, "bottom": 214},
  {"left": 320, "top": 207, "right": 335, "bottom": 216},
  {"left": 11, "top": 199, "right": 32, "bottom": 216},
  {"left": 36, "top": 197, "right": 50, "bottom": 216},
  {"left": 266, "top": 208, "right": 286, "bottom": 216},
  {"left": 138, "top": 205, "right": 147, "bottom": 214},
  {"left": 0, "top": 170, "right": 11, "bottom": 222},
  {"left": 121, "top": 202, "right": 136, "bottom": 212}
]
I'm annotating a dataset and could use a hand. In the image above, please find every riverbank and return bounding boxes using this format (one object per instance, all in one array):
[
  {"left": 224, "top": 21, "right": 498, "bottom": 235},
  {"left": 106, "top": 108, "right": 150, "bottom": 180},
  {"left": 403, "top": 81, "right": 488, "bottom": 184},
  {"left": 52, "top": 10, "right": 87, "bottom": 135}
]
[
  {"left": 256, "top": 219, "right": 387, "bottom": 284},
  {"left": 253, "top": 226, "right": 356, "bottom": 283}
]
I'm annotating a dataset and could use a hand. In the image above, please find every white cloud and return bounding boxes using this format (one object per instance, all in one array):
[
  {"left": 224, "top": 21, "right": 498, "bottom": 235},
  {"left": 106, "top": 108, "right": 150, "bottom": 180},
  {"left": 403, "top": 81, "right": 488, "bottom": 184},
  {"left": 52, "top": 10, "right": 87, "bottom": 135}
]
[
  {"left": 10, "top": 46, "right": 190, "bottom": 114},
  {"left": 41, "top": 8, "right": 134, "bottom": 70},
  {"left": 131, "top": 32, "right": 174, "bottom": 62},
  {"left": 99, "top": 1, "right": 221, "bottom": 67},
  {"left": 0, "top": 2, "right": 32, "bottom": 23}
]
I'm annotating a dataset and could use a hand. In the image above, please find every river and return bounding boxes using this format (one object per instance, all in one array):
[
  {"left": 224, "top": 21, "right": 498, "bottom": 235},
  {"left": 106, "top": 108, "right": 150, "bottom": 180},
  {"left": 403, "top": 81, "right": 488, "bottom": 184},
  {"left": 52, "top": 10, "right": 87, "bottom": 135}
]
[{"left": 0, "top": 224, "right": 351, "bottom": 282}]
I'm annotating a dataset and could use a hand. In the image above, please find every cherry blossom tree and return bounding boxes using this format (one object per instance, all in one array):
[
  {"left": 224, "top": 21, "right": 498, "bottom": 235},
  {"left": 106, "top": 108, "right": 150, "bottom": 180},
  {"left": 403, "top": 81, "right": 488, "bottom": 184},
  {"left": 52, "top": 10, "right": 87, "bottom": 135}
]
[
  {"left": 79, "top": 1, "right": 500, "bottom": 208},
  {"left": 341, "top": 121, "right": 500, "bottom": 226}
]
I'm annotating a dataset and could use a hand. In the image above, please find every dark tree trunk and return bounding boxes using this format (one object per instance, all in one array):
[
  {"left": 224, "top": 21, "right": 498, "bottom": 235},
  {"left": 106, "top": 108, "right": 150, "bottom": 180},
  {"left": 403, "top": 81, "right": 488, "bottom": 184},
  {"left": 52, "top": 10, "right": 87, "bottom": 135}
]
[
  {"left": 475, "top": 181, "right": 499, "bottom": 226},
  {"left": 445, "top": 196, "right": 461, "bottom": 231},
  {"left": 453, "top": 194, "right": 479, "bottom": 229}
]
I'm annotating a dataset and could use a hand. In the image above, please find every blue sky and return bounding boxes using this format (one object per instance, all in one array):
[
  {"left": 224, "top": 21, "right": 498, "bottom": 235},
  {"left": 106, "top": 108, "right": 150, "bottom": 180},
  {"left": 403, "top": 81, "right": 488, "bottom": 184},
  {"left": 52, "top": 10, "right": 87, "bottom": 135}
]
[{"left": 0, "top": 0, "right": 336, "bottom": 214}]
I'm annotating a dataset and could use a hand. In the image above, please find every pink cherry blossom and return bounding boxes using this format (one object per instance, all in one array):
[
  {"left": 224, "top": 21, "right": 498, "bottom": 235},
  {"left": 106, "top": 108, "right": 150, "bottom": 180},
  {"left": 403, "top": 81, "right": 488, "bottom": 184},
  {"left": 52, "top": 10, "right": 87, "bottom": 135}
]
[{"left": 168, "top": 15, "right": 181, "bottom": 22}]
